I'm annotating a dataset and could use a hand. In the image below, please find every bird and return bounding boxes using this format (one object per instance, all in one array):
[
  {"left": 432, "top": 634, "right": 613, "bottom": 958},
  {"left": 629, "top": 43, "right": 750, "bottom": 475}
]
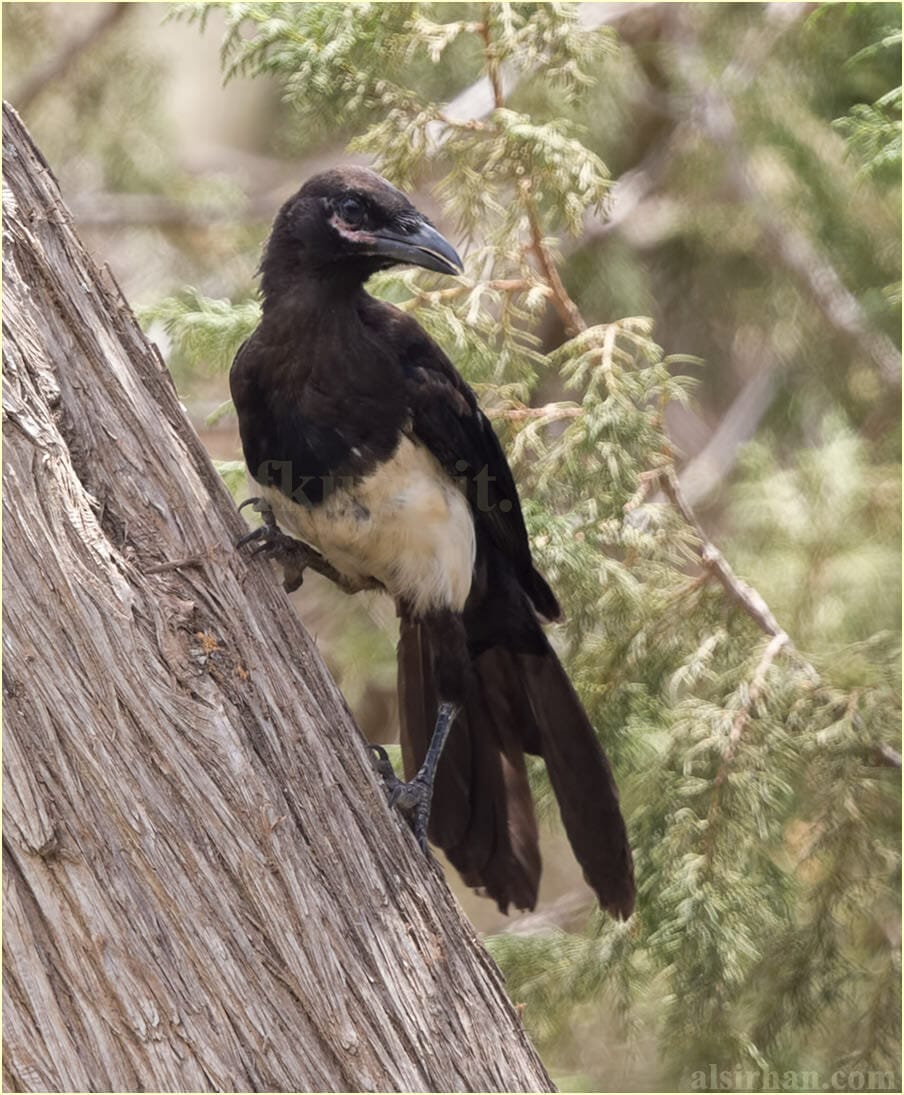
[{"left": 230, "top": 165, "right": 635, "bottom": 918}]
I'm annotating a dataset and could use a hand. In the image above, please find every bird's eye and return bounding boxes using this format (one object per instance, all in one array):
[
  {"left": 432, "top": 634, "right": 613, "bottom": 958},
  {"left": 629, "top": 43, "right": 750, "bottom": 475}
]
[{"left": 338, "top": 195, "right": 365, "bottom": 225}]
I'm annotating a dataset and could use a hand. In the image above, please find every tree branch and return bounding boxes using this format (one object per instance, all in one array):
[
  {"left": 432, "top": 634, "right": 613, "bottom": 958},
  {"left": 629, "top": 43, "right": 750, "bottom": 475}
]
[
  {"left": 510, "top": 146, "right": 871, "bottom": 761},
  {"left": 394, "top": 276, "right": 550, "bottom": 312},
  {"left": 488, "top": 401, "right": 583, "bottom": 424},
  {"left": 460, "top": 11, "right": 809, "bottom": 677},
  {"left": 588, "top": 4, "right": 899, "bottom": 391},
  {"left": 589, "top": 3, "right": 810, "bottom": 241},
  {"left": 426, "top": 3, "right": 656, "bottom": 148},
  {"left": 659, "top": 468, "right": 792, "bottom": 646},
  {"left": 436, "top": 6, "right": 898, "bottom": 778},
  {"left": 480, "top": 5, "right": 504, "bottom": 111},
  {"left": 667, "top": 361, "right": 779, "bottom": 507},
  {"left": 521, "top": 181, "right": 586, "bottom": 337},
  {"left": 671, "top": 17, "right": 901, "bottom": 387},
  {"left": 9, "top": 4, "right": 130, "bottom": 112},
  {"left": 659, "top": 467, "right": 901, "bottom": 771}
]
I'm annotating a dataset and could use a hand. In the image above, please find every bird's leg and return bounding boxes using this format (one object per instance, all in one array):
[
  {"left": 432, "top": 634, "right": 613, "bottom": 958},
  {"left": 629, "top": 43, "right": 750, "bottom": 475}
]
[
  {"left": 372, "top": 607, "right": 471, "bottom": 853},
  {"left": 236, "top": 496, "right": 380, "bottom": 595},
  {"left": 370, "top": 703, "right": 460, "bottom": 853}
]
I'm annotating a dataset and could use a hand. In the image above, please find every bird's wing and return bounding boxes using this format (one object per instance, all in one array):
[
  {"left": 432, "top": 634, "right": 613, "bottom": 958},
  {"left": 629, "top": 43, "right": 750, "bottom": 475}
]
[{"left": 374, "top": 305, "right": 559, "bottom": 620}]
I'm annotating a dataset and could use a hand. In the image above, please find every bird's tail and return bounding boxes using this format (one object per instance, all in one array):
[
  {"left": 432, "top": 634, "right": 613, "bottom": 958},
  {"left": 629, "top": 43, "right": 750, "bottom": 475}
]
[{"left": 397, "top": 618, "right": 635, "bottom": 918}]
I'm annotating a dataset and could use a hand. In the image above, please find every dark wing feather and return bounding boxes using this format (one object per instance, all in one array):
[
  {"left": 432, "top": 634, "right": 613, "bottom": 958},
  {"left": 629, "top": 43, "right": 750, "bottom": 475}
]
[
  {"left": 230, "top": 328, "right": 406, "bottom": 505},
  {"left": 368, "top": 304, "right": 559, "bottom": 620}
]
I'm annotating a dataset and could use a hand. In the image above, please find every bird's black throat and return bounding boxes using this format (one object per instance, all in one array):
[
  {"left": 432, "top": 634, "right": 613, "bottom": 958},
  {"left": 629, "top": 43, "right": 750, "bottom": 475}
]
[{"left": 231, "top": 287, "right": 407, "bottom": 507}]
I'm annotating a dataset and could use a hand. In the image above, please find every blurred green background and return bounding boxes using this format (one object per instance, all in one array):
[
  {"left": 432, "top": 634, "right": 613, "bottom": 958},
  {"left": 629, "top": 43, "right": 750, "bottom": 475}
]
[{"left": 4, "top": 3, "right": 900, "bottom": 1090}]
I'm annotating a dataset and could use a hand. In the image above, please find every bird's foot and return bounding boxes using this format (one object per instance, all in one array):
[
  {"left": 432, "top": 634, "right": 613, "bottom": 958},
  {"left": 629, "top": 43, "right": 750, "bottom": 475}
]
[
  {"left": 238, "top": 497, "right": 381, "bottom": 596},
  {"left": 367, "top": 745, "right": 432, "bottom": 853},
  {"left": 236, "top": 497, "right": 311, "bottom": 592}
]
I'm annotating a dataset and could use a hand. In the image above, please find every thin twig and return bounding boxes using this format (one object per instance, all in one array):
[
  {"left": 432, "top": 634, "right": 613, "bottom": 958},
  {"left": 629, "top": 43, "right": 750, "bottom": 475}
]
[
  {"left": 660, "top": 467, "right": 791, "bottom": 644},
  {"left": 721, "top": 633, "right": 789, "bottom": 781},
  {"left": 432, "top": 111, "right": 489, "bottom": 133},
  {"left": 425, "top": 3, "right": 650, "bottom": 150},
  {"left": 10, "top": 4, "right": 130, "bottom": 112},
  {"left": 488, "top": 402, "right": 583, "bottom": 423},
  {"left": 521, "top": 182, "right": 586, "bottom": 338},
  {"left": 401, "top": 277, "right": 546, "bottom": 303},
  {"left": 394, "top": 277, "right": 551, "bottom": 315},
  {"left": 704, "top": 632, "right": 789, "bottom": 860},
  {"left": 660, "top": 468, "right": 900, "bottom": 770},
  {"left": 480, "top": 7, "right": 504, "bottom": 111},
  {"left": 476, "top": 8, "right": 588, "bottom": 338},
  {"left": 662, "top": 466, "right": 900, "bottom": 771}
]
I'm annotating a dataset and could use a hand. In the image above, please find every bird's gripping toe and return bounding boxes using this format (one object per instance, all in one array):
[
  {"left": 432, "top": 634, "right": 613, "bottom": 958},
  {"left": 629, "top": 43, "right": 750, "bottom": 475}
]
[
  {"left": 236, "top": 497, "right": 313, "bottom": 592},
  {"left": 367, "top": 744, "right": 433, "bottom": 853}
]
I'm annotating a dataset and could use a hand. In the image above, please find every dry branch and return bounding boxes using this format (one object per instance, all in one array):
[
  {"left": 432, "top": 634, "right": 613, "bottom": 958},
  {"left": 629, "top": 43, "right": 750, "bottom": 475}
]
[
  {"left": 877, "top": 744, "right": 904, "bottom": 769},
  {"left": 1, "top": 102, "right": 554, "bottom": 1094},
  {"left": 659, "top": 469, "right": 791, "bottom": 645},
  {"left": 658, "top": 468, "right": 902, "bottom": 772},
  {"left": 671, "top": 16, "right": 901, "bottom": 387},
  {"left": 426, "top": 3, "right": 656, "bottom": 148},
  {"left": 8, "top": 4, "right": 130, "bottom": 112},
  {"left": 521, "top": 181, "right": 586, "bottom": 338}
]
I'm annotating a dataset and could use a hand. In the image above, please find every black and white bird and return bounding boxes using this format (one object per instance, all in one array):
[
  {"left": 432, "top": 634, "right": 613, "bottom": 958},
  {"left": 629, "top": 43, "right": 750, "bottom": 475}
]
[{"left": 230, "top": 166, "right": 634, "bottom": 918}]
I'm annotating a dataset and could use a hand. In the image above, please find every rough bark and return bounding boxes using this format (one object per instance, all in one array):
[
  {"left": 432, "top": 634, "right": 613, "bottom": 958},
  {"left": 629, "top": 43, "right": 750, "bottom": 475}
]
[{"left": 1, "top": 102, "right": 554, "bottom": 1095}]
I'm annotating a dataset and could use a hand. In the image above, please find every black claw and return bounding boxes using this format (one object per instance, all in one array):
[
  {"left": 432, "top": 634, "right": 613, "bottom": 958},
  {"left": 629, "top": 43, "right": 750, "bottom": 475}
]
[
  {"left": 367, "top": 743, "right": 395, "bottom": 783},
  {"left": 236, "top": 496, "right": 276, "bottom": 549},
  {"left": 368, "top": 746, "right": 433, "bottom": 854},
  {"left": 235, "top": 499, "right": 310, "bottom": 591},
  {"left": 236, "top": 525, "right": 267, "bottom": 549}
]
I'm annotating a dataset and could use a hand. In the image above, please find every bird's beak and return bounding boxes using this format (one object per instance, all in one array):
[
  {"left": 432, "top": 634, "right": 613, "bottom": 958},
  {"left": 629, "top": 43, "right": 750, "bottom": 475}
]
[{"left": 371, "top": 220, "right": 464, "bottom": 276}]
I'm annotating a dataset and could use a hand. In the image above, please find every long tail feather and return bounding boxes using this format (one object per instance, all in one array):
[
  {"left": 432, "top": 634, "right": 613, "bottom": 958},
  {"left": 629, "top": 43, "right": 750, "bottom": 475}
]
[
  {"left": 398, "top": 619, "right": 540, "bottom": 912},
  {"left": 517, "top": 644, "right": 635, "bottom": 919},
  {"left": 397, "top": 619, "right": 634, "bottom": 918}
]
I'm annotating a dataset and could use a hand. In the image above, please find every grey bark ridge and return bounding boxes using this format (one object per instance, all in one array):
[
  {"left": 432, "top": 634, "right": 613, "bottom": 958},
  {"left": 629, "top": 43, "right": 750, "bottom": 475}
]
[{"left": 1, "top": 101, "right": 554, "bottom": 1095}]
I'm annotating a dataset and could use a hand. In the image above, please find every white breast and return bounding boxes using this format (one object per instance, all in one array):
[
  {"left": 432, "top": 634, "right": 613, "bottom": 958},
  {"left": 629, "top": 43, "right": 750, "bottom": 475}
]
[{"left": 258, "top": 436, "right": 476, "bottom": 616}]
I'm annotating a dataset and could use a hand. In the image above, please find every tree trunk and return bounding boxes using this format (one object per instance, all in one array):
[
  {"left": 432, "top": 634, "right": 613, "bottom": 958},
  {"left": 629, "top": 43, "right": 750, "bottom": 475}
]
[{"left": 1, "top": 103, "right": 554, "bottom": 1095}]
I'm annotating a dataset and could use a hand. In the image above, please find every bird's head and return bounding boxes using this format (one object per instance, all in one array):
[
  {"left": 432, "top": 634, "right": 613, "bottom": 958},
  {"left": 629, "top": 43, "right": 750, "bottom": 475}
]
[{"left": 260, "top": 166, "right": 463, "bottom": 300}]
